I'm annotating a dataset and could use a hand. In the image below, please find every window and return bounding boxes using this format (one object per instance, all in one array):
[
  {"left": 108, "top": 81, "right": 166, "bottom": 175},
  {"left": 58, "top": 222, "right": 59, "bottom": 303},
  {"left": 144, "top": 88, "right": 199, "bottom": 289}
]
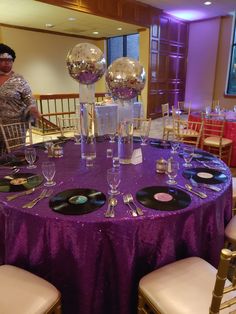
[
  {"left": 227, "top": 15, "right": 236, "bottom": 95},
  {"left": 107, "top": 33, "right": 139, "bottom": 66}
]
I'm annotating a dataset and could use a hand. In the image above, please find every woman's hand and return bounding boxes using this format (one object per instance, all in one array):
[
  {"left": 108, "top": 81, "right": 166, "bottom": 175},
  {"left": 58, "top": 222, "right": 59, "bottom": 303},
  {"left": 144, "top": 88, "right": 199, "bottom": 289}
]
[{"left": 29, "top": 106, "right": 41, "bottom": 119}]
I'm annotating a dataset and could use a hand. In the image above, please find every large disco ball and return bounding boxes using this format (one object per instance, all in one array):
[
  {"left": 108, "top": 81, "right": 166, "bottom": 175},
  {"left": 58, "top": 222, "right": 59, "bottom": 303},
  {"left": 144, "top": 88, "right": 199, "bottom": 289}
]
[
  {"left": 66, "top": 43, "right": 106, "bottom": 85},
  {"left": 105, "top": 57, "right": 146, "bottom": 100}
]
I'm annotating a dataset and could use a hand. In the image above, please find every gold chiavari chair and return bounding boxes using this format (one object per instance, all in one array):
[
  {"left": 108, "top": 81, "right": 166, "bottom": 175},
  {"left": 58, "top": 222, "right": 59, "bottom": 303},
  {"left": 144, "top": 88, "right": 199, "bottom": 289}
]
[
  {"left": 211, "top": 99, "right": 220, "bottom": 111},
  {"left": 201, "top": 113, "right": 232, "bottom": 165},
  {"left": 172, "top": 107, "right": 203, "bottom": 147},
  {"left": 0, "top": 121, "right": 33, "bottom": 153},
  {"left": 0, "top": 264, "right": 61, "bottom": 314},
  {"left": 177, "top": 101, "right": 191, "bottom": 117},
  {"left": 138, "top": 248, "right": 236, "bottom": 314},
  {"left": 161, "top": 103, "right": 174, "bottom": 140}
]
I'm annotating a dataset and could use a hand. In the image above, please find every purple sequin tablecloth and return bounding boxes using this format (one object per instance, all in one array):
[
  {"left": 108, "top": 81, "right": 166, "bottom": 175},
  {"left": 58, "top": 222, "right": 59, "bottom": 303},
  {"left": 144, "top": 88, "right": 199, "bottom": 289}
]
[{"left": 0, "top": 140, "right": 232, "bottom": 314}]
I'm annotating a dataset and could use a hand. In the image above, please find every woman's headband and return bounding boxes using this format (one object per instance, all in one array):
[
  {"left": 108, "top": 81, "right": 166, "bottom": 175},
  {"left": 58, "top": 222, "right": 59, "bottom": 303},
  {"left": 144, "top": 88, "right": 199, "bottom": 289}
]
[{"left": 0, "top": 53, "right": 13, "bottom": 59}]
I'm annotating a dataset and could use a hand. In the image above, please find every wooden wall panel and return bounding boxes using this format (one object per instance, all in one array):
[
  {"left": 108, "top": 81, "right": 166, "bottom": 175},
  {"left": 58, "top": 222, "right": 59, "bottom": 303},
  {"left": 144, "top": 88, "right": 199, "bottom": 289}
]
[{"left": 148, "top": 14, "right": 189, "bottom": 118}]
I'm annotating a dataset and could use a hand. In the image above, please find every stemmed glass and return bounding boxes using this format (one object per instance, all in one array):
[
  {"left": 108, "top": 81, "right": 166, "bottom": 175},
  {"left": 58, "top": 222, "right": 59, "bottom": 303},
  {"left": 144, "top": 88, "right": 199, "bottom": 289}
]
[
  {"left": 183, "top": 146, "right": 194, "bottom": 167},
  {"left": 43, "top": 137, "right": 53, "bottom": 153},
  {"left": 140, "top": 120, "right": 150, "bottom": 146},
  {"left": 41, "top": 161, "right": 56, "bottom": 186},
  {"left": 170, "top": 141, "right": 180, "bottom": 154},
  {"left": 107, "top": 113, "right": 117, "bottom": 143},
  {"left": 166, "top": 159, "right": 179, "bottom": 185},
  {"left": 25, "top": 147, "right": 37, "bottom": 169},
  {"left": 107, "top": 168, "right": 121, "bottom": 195},
  {"left": 74, "top": 131, "right": 81, "bottom": 145}
]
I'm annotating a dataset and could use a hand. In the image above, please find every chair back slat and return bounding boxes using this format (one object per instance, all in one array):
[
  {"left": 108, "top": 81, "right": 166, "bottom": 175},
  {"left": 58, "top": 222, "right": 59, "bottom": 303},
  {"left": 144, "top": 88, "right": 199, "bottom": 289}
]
[{"left": 0, "top": 122, "right": 32, "bottom": 153}]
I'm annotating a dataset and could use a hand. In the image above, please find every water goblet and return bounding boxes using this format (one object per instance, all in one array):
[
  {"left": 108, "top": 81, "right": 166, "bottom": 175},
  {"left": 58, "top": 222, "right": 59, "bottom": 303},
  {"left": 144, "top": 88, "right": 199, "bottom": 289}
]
[
  {"left": 74, "top": 132, "right": 81, "bottom": 145},
  {"left": 25, "top": 147, "right": 37, "bottom": 169},
  {"left": 171, "top": 141, "right": 180, "bottom": 154},
  {"left": 41, "top": 161, "right": 56, "bottom": 186},
  {"left": 43, "top": 137, "right": 53, "bottom": 153},
  {"left": 107, "top": 168, "right": 121, "bottom": 195},
  {"left": 166, "top": 159, "right": 179, "bottom": 185},
  {"left": 233, "top": 105, "right": 236, "bottom": 113},
  {"left": 183, "top": 146, "right": 194, "bottom": 167}
]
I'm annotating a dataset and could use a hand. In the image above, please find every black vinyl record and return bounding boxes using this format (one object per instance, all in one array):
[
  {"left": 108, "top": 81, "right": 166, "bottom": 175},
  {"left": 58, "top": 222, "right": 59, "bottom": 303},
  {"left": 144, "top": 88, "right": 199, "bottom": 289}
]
[
  {"left": 179, "top": 149, "right": 214, "bottom": 161},
  {"left": 49, "top": 188, "right": 106, "bottom": 215},
  {"left": 136, "top": 186, "right": 191, "bottom": 211},
  {"left": 0, "top": 173, "right": 43, "bottom": 192},
  {"left": 150, "top": 140, "right": 171, "bottom": 149},
  {"left": 0, "top": 152, "right": 38, "bottom": 166},
  {"left": 182, "top": 167, "right": 227, "bottom": 184}
]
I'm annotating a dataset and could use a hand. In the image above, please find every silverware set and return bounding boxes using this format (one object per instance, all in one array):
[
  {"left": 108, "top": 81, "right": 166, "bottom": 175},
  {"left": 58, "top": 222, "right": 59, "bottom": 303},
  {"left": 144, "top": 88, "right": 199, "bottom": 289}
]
[
  {"left": 177, "top": 184, "right": 207, "bottom": 199},
  {"left": 7, "top": 188, "right": 35, "bottom": 201},
  {"left": 123, "top": 193, "right": 144, "bottom": 216},
  {"left": 104, "top": 197, "right": 117, "bottom": 218},
  {"left": 22, "top": 189, "right": 54, "bottom": 208}
]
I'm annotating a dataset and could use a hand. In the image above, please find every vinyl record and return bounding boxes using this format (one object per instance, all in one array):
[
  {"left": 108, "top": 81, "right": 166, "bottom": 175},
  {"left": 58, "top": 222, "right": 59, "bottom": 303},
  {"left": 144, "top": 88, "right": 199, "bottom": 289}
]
[
  {"left": 179, "top": 149, "right": 214, "bottom": 161},
  {"left": 49, "top": 188, "right": 106, "bottom": 215},
  {"left": 0, "top": 173, "right": 44, "bottom": 192},
  {"left": 133, "top": 136, "right": 142, "bottom": 143},
  {"left": 150, "top": 140, "right": 171, "bottom": 149},
  {"left": 182, "top": 167, "right": 227, "bottom": 184},
  {"left": 136, "top": 186, "right": 191, "bottom": 211},
  {"left": 0, "top": 152, "right": 38, "bottom": 166}
]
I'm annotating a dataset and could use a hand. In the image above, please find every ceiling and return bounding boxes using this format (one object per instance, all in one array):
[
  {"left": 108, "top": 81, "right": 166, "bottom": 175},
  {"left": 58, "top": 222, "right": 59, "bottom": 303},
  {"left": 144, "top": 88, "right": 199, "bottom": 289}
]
[{"left": 0, "top": 0, "right": 235, "bottom": 38}]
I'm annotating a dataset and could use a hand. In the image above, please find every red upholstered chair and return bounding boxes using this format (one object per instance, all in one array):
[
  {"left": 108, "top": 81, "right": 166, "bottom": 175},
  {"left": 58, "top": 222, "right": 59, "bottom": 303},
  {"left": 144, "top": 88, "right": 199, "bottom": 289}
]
[
  {"left": 0, "top": 265, "right": 61, "bottom": 314},
  {"left": 138, "top": 248, "right": 236, "bottom": 314}
]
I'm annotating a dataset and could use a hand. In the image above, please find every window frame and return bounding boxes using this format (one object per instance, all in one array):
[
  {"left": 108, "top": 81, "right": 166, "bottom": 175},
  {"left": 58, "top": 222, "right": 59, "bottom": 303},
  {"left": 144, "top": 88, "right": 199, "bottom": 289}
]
[{"left": 226, "top": 13, "right": 236, "bottom": 95}]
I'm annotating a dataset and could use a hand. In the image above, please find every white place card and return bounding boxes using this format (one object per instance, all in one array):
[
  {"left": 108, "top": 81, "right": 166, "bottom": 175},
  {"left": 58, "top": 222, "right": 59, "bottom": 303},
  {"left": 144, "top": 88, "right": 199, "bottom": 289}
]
[{"left": 131, "top": 148, "right": 143, "bottom": 165}]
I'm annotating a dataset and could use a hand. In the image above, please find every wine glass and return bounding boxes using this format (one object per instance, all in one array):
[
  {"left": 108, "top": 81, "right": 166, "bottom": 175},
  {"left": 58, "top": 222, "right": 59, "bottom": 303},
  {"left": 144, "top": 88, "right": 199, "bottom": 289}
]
[
  {"left": 171, "top": 141, "right": 180, "bottom": 154},
  {"left": 140, "top": 120, "right": 150, "bottom": 146},
  {"left": 183, "top": 146, "right": 194, "bottom": 167},
  {"left": 41, "top": 161, "right": 56, "bottom": 186},
  {"left": 43, "top": 137, "right": 53, "bottom": 153},
  {"left": 166, "top": 159, "right": 179, "bottom": 185},
  {"left": 74, "top": 131, "right": 81, "bottom": 145},
  {"left": 107, "top": 113, "right": 117, "bottom": 143},
  {"left": 25, "top": 147, "right": 37, "bottom": 169},
  {"left": 107, "top": 168, "right": 121, "bottom": 195}
]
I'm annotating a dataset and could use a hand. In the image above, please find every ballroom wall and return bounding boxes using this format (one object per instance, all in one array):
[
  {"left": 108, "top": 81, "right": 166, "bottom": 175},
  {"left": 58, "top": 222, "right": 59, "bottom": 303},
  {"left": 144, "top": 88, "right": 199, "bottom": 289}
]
[
  {"left": 0, "top": 26, "right": 106, "bottom": 94},
  {"left": 185, "top": 15, "right": 235, "bottom": 111}
]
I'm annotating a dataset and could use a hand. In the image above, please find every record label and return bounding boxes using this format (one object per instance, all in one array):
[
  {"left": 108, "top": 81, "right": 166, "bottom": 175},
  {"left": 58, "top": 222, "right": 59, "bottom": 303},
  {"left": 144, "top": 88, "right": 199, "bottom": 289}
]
[
  {"left": 49, "top": 188, "right": 106, "bottom": 215},
  {"left": 182, "top": 167, "right": 227, "bottom": 184},
  {"left": 136, "top": 186, "right": 191, "bottom": 211},
  {"left": 0, "top": 173, "right": 43, "bottom": 192}
]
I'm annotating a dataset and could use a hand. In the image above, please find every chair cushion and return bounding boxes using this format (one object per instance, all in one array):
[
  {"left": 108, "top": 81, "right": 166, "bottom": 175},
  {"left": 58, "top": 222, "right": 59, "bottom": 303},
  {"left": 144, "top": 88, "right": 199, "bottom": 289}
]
[
  {"left": 139, "top": 257, "right": 236, "bottom": 314},
  {"left": 0, "top": 265, "right": 60, "bottom": 314},
  {"left": 204, "top": 136, "right": 232, "bottom": 147},
  {"left": 225, "top": 215, "right": 236, "bottom": 245}
]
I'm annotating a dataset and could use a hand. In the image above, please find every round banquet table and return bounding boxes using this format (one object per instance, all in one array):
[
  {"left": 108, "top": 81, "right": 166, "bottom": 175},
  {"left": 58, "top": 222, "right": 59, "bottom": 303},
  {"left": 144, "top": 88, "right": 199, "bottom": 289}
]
[
  {"left": 0, "top": 138, "right": 233, "bottom": 314},
  {"left": 189, "top": 111, "right": 236, "bottom": 167}
]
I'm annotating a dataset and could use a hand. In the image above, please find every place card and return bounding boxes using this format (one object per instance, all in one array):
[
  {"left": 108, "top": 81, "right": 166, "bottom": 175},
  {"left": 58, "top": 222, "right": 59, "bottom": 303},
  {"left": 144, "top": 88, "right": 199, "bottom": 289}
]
[{"left": 131, "top": 148, "right": 143, "bottom": 165}]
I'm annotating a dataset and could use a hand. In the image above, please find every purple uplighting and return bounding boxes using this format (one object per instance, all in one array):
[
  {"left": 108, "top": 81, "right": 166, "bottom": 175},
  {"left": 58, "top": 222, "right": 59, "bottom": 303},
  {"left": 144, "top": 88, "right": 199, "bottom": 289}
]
[{"left": 166, "top": 10, "right": 207, "bottom": 21}]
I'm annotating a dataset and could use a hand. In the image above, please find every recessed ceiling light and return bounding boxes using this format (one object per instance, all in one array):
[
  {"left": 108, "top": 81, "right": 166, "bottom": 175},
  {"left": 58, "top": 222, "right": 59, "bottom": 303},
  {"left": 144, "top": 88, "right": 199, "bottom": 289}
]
[
  {"left": 45, "top": 23, "right": 54, "bottom": 28},
  {"left": 204, "top": 1, "right": 212, "bottom": 5},
  {"left": 68, "top": 17, "right": 76, "bottom": 21},
  {"left": 117, "top": 27, "right": 122, "bottom": 31},
  {"left": 92, "top": 31, "right": 99, "bottom": 35}
]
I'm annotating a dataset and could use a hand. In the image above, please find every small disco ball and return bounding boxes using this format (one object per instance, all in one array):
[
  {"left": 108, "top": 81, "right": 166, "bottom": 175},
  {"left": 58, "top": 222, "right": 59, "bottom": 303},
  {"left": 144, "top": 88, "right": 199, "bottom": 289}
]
[
  {"left": 105, "top": 57, "right": 146, "bottom": 100},
  {"left": 66, "top": 43, "right": 106, "bottom": 85}
]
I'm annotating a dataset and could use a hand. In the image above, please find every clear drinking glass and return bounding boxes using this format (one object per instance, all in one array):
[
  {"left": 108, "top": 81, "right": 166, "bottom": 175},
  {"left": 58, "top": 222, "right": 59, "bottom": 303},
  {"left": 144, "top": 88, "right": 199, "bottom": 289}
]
[
  {"left": 74, "top": 132, "right": 81, "bottom": 145},
  {"left": 183, "top": 147, "right": 194, "bottom": 167},
  {"left": 171, "top": 141, "right": 180, "bottom": 154},
  {"left": 41, "top": 161, "right": 56, "bottom": 186},
  {"left": 166, "top": 159, "right": 179, "bottom": 185},
  {"left": 25, "top": 147, "right": 37, "bottom": 169},
  {"left": 107, "top": 168, "right": 121, "bottom": 195},
  {"left": 43, "top": 137, "right": 53, "bottom": 153},
  {"left": 140, "top": 120, "right": 150, "bottom": 146}
]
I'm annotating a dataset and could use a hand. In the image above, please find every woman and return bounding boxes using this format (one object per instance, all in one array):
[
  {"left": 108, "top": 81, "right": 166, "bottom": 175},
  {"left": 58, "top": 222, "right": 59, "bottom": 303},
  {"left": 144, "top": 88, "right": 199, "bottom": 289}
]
[{"left": 0, "top": 43, "right": 41, "bottom": 155}]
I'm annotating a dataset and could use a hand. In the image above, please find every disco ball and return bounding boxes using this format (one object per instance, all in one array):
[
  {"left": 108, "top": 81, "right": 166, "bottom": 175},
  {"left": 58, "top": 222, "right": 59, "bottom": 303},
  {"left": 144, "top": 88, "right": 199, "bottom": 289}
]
[
  {"left": 105, "top": 57, "right": 146, "bottom": 100},
  {"left": 66, "top": 43, "right": 106, "bottom": 85}
]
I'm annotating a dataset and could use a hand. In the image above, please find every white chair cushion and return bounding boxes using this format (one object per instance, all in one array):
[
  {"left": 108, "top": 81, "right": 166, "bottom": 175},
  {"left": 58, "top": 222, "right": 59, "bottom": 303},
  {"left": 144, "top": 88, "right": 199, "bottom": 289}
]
[
  {"left": 139, "top": 257, "right": 236, "bottom": 314},
  {"left": 0, "top": 265, "right": 60, "bottom": 314},
  {"left": 204, "top": 136, "right": 232, "bottom": 147}
]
